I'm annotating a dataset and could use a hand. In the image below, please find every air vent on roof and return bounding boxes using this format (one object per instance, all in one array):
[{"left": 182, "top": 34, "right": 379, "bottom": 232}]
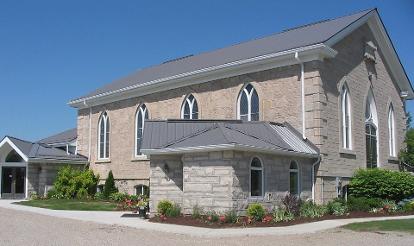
[
  {"left": 282, "top": 19, "right": 330, "bottom": 33},
  {"left": 163, "top": 54, "right": 194, "bottom": 64}
]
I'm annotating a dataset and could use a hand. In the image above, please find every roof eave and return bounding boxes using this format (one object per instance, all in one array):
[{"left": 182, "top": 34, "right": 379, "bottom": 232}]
[
  {"left": 28, "top": 158, "right": 87, "bottom": 165},
  {"left": 69, "top": 44, "right": 337, "bottom": 109},
  {"left": 140, "top": 143, "right": 319, "bottom": 158}
]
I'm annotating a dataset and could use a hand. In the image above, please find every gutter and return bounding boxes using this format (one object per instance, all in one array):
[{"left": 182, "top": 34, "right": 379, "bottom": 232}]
[
  {"left": 294, "top": 51, "right": 306, "bottom": 139},
  {"left": 311, "top": 155, "right": 321, "bottom": 202},
  {"left": 69, "top": 44, "right": 337, "bottom": 108}
]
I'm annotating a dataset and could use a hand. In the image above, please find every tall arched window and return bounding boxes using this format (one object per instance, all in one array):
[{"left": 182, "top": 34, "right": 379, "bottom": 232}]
[
  {"left": 238, "top": 84, "right": 259, "bottom": 121},
  {"left": 365, "top": 90, "right": 378, "bottom": 168},
  {"left": 388, "top": 104, "right": 396, "bottom": 157},
  {"left": 340, "top": 84, "right": 352, "bottom": 149},
  {"left": 181, "top": 94, "right": 198, "bottom": 119},
  {"left": 98, "top": 112, "right": 110, "bottom": 159},
  {"left": 136, "top": 104, "right": 149, "bottom": 156},
  {"left": 289, "top": 161, "right": 300, "bottom": 196},
  {"left": 250, "top": 157, "right": 263, "bottom": 197}
]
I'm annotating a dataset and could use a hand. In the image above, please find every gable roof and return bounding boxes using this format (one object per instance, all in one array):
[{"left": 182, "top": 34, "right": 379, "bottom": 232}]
[
  {"left": 0, "top": 136, "right": 86, "bottom": 163},
  {"left": 69, "top": 8, "right": 413, "bottom": 108},
  {"left": 141, "top": 120, "right": 318, "bottom": 157},
  {"left": 38, "top": 128, "right": 77, "bottom": 146}
]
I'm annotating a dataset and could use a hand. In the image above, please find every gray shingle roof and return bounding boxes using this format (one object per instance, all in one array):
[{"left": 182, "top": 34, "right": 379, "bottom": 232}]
[
  {"left": 73, "top": 9, "right": 373, "bottom": 102},
  {"left": 38, "top": 128, "right": 77, "bottom": 145},
  {"left": 5, "top": 136, "right": 86, "bottom": 163},
  {"left": 141, "top": 120, "right": 318, "bottom": 157}
]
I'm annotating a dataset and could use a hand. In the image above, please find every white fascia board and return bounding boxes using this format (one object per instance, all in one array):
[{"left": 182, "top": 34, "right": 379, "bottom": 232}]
[
  {"left": 69, "top": 44, "right": 337, "bottom": 109},
  {"left": 28, "top": 158, "right": 87, "bottom": 165},
  {"left": 140, "top": 143, "right": 319, "bottom": 158},
  {"left": 326, "top": 10, "right": 413, "bottom": 99},
  {"left": 0, "top": 137, "right": 29, "bottom": 162}
]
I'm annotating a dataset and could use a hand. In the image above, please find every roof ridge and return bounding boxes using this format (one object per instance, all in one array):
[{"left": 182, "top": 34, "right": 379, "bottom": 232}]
[
  {"left": 162, "top": 124, "right": 219, "bottom": 148},
  {"left": 6, "top": 135, "right": 34, "bottom": 144}
]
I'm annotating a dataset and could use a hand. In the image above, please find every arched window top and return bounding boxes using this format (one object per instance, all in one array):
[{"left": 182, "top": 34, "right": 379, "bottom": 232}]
[
  {"left": 181, "top": 94, "right": 199, "bottom": 120},
  {"left": 98, "top": 111, "right": 110, "bottom": 159},
  {"left": 341, "top": 83, "right": 352, "bottom": 149},
  {"left": 388, "top": 104, "right": 396, "bottom": 157},
  {"left": 136, "top": 104, "right": 149, "bottom": 156},
  {"left": 289, "top": 161, "right": 298, "bottom": 170},
  {"left": 238, "top": 84, "right": 259, "bottom": 121},
  {"left": 5, "top": 150, "right": 23, "bottom": 162},
  {"left": 251, "top": 157, "right": 262, "bottom": 168},
  {"left": 365, "top": 89, "right": 377, "bottom": 126}
]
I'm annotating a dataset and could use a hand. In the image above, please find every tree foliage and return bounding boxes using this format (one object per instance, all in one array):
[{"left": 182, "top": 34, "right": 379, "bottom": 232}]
[{"left": 103, "top": 170, "right": 118, "bottom": 198}]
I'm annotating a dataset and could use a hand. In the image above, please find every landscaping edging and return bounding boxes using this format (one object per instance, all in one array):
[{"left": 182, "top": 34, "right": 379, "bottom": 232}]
[{"left": 1, "top": 200, "right": 414, "bottom": 238}]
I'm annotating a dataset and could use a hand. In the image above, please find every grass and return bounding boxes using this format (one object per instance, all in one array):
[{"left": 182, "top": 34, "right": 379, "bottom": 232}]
[
  {"left": 343, "top": 219, "right": 414, "bottom": 234},
  {"left": 14, "top": 199, "right": 118, "bottom": 211}
]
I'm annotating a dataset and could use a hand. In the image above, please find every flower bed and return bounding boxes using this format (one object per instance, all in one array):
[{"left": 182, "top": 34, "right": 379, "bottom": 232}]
[{"left": 148, "top": 211, "right": 414, "bottom": 228}]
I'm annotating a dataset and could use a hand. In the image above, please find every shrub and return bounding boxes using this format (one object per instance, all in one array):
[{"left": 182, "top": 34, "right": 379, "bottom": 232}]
[
  {"left": 348, "top": 168, "right": 414, "bottom": 201},
  {"left": 76, "top": 188, "right": 88, "bottom": 200},
  {"left": 166, "top": 203, "right": 181, "bottom": 217},
  {"left": 381, "top": 200, "right": 398, "bottom": 213},
  {"left": 300, "top": 201, "right": 327, "bottom": 218},
  {"left": 272, "top": 207, "right": 294, "bottom": 222},
  {"left": 103, "top": 171, "right": 118, "bottom": 199},
  {"left": 224, "top": 210, "right": 238, "bottom": 224},
  {"left": 281, "top": 193, "right": 301, "bottom": 216},
  {"left": 206, "top": 211, "right": 219, "bottom": 222},
  {"left": 398, "top": 196, "right": 414, "bottom": 211},
  {"left": 52, "top": 166, "right": 99, "bottom": 199},
  {"left": 247, "top": 203, "right": 266, "bottom": 221},
  {"left": 327, "top": 199, "right": 348, "bottom": 216},
  {"left": 109, "top": 192, "right": 129, "bottom": 202},
  {"left": 347, "top": 196, "right": 383, "bottom": 212},
  {"left": 192, "top": 205, "right": 203, "bottom": 219},
  {"left": 157, "top": 200, "right": 173, "bottom": 215},
  {"left": 94, "top": 192, "right": 105, "bottom": 200}
]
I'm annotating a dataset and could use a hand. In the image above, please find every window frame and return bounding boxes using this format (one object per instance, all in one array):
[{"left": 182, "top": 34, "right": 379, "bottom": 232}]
[
  {"left": 249, "top": 156, "right": 264, "bottom": 198},
  {"left": 289, "top": 161, "right": 300, "bottom": 196},
  {"left": 135, "top": 104, "right": 149, "bottom": 157},
  {"left": 340, "top": 84, "right": 352, "bottom": 150},
  {"left": 365, "top": 89, "right": 379, "bottom": 168},
  {"left": 388, "top": 104, "right": 396, "bottom": 157},
  {"left": 237, "top": 84, "right": 259, "bottom": 121},
  {"left": 98, "top": 112, "right": 110, "bottom": 160},
  {"left": 181, "top": 94, "right": 199, "bottom": 120}
]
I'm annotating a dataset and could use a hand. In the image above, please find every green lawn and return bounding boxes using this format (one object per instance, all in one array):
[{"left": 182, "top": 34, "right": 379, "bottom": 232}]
[
  {"left": 343, "top": 219, "right": 414, "bottom": 234},
  {"left": 14, "top": 199, "right": 118, "bottom": 211}
]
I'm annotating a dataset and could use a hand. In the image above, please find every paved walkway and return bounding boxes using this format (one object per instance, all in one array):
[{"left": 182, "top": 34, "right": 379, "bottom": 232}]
[{"left": 1, "top": 200, "right": 413, "bottom": 238}]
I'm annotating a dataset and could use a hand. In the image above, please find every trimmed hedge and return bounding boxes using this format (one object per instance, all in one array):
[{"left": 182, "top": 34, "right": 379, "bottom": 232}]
[{"left": 349, "top": 169, "right": 414, "bottom": 201}]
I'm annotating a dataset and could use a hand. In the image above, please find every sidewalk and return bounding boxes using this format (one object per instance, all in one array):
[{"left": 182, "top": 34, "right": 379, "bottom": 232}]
[{"left": 1, "top": 199, "right": 413, "bottom": 238}]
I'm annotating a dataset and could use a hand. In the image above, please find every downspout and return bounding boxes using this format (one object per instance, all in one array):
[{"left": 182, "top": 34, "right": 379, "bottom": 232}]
[
  {"left": 295, "top": 52, "right": 306, "bottom": 139},
  {"left": 83, "top": 100, "right": 92, "bottom": 162},
  {"left": 311, "top": 155, "right": 321, "bottom": 202}
]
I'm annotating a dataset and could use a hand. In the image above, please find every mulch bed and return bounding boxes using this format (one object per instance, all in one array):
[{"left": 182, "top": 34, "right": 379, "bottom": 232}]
[{"left": 148, "top": 211, "right": 414, "bottom": 228}]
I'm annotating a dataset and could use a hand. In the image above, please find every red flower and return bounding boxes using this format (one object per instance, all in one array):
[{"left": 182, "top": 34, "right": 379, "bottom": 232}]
[
  {"left": 262, "top": 215, "right": 273, "bottom": 223},
  {"left": 207, "top": 216, "right": 212, "bottom": 221},
  {"left": 219, "top": 215, "right": 226, "bottom": 223}
]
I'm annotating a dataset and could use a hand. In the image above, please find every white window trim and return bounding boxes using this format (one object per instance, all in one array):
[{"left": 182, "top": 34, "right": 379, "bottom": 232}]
[
  {"left": 98, "top": 113, "right": 110, "bottom": 160},
  {"left": 365, "top": 89, "right": 380, "bottom": 167},
  {"left": 135, "top": 105, "right": 148, "bottom": 157},
  {"left": 249, "top": 157, "right": 264, "bottom": 198},
  {"left": 289, "top": 161, "right": 300, "bottom": 196},
  {"left": 180, "top": 95, "right": 198, "bottom": 119},
  {"left": 340, "top": 85, "right": 352, "bottom": 150},
  {"left": 237, "top": 84, "right": 258, "bottom": 121},
  {"left": 388, "top": 105, "right": 396, "bottom": 157}
]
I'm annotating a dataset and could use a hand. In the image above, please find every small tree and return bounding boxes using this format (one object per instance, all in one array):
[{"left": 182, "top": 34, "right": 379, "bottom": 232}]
[
  {"left": 103, "top": 170, "right": 118, "bottom": 198},
  {"left": 400, "top": 128, "right": 414, "bottom": 166}
]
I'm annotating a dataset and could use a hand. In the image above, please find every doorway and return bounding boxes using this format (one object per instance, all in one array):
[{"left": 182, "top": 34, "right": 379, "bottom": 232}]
[{"left": 1, "top": 167, "right": 26, "bottom": 199}]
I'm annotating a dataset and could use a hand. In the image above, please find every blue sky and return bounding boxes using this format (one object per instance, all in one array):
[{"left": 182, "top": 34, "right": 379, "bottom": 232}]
[{"left": 0, "top": 0, "right": 413, "bottom": 141}]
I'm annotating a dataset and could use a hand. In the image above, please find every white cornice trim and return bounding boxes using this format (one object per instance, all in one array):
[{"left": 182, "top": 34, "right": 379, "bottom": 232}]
[
  {"left": 0, "top": 137, "right": 29, "bottom": 162},
  {"left": 69, "top": 44, "right": 337, "bottom": 109},
  {"left": 28, "top": 158, "right": 87, "bottom": 164},
  {"left": 140, "top": 143, "right": 319, "bottom": 158}
]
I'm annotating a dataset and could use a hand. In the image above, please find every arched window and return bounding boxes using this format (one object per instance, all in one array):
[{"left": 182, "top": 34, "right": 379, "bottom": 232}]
[
  {"left": 181, "top": 94, "right": 198, "bottom": 119},
  {"left": 365, "top": 90, "right": 378, "bottom": 168},
  {"left": 98, "top": 112, "right": 110, "bottom": 159},
  {"left": 250, "top": 157, "right": 263, "bottom": 197},
  {"left": 135, "top": 184, "right": 149, "bottom": 197},
  {"left": 135, "top": 104, "right": 149, "bottom": 156},
  {"left": 238, "top": 84, "right": 259, "bottom": 121},
  {"left": 388, "top": 105, "right": 396, "bottom": 157},
  {"left": 289, "top": 161, "right": 300, "bottom": 196},
  {"left": 340, "top": 84, "right": 352, "bottom": 149},
  {"left": 5, "top": 150, "right": 23, "bottom": 162}
]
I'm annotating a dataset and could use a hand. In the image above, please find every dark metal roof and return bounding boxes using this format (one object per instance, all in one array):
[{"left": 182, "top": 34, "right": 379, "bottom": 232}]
[
  {"left": 73, "top": 9, "right": 373, "bottom": 101},
  {"left": 4, "top": 136, "right": 86, "bottom": 163},
  {"left": 141, "top": 120, "right": 319, "bottom": 156},
  {"left": 38, "top": 128, "right": 77, "bottom": 145}
]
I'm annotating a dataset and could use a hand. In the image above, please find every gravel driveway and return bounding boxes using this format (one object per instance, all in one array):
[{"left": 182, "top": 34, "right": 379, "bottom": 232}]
[{"left": 0, "top": 207, "right": 413, "bottom": 246}]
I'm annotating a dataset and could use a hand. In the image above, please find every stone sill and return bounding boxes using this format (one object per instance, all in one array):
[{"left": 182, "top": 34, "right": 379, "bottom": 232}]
[
  {"left": 95, "top": 159, "right": 111, "bottom": 164},
  {"left": 388, "top": 157, "right": 399, "bottom": 163},
  {"left": 131, "top": 156, "right": 150, "bottom": 162},
  {"left": 339, "top": 149, "right": 357, "bottom": 157}
]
